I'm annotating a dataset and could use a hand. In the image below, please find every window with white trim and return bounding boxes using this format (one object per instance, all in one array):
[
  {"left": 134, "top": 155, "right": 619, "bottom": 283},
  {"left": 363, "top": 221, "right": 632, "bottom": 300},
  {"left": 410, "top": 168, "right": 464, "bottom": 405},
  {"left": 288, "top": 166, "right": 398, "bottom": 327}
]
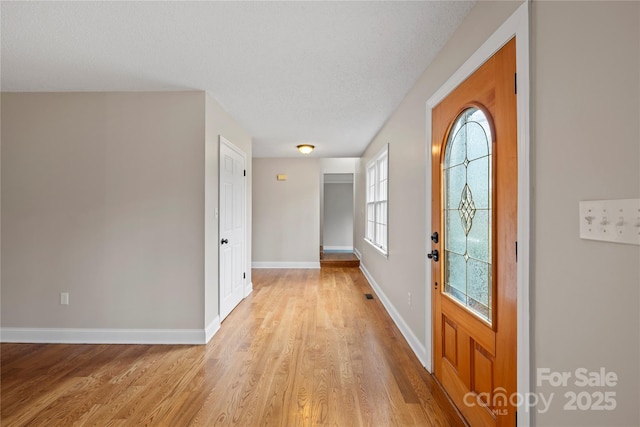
[{"left": 365, "top": 144, "right": 388, "bottom": 254}]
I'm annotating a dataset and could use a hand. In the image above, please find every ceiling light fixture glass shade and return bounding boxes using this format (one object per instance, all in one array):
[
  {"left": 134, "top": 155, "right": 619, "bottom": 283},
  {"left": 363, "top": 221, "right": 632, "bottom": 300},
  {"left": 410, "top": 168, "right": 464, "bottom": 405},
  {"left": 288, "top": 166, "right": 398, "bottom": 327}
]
[{"left": 297, "top": 144, "right": 315, "bottom": 154}]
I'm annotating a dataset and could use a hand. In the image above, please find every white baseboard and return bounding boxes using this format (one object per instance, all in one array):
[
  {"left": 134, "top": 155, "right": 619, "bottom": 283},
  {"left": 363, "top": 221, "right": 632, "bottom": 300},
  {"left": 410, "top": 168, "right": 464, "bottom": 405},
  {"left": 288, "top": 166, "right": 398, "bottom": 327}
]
[
  {"left": 359, "top": 263, "right": 428, "bottom": 367},
  {"left": 322, "top": 246, "right": 354, "bottom": 252},
  {"left": 252, "top": 261, "right": 320, "bottom": 269},
  {"left": 0, "top": 327, "right": 208, "bottom": 345},
  {"left": 205, "top": 316, "right": 221, "bottom": 343},
  {"left": 354, "top": 248, "right": 362, "bottom": 260}
]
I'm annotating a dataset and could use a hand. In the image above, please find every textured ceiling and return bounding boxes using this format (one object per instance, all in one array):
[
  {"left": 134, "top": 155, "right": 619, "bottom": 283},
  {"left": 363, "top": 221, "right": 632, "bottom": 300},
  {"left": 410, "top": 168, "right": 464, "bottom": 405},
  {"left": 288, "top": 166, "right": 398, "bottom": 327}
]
[{"left": 1, "top": 1, "right": 474, "bottom": 158}]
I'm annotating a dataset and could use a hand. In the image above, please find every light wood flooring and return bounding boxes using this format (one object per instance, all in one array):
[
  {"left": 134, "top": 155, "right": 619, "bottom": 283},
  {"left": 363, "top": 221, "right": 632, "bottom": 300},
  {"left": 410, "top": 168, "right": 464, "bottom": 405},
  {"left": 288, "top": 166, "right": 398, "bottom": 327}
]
[{"left": 1, "top": 267, "right": 465, "bottom": 426}]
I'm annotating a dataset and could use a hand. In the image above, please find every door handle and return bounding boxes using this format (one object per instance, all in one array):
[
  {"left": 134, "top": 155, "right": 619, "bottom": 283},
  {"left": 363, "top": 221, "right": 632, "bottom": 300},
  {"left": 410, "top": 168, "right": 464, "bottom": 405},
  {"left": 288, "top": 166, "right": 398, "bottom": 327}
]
[
  {"left": 427, "top": 249, "right": 439, "bottom": 262},
  {"left": 221, "top": 238, "right": 229, "bottom": 245}
]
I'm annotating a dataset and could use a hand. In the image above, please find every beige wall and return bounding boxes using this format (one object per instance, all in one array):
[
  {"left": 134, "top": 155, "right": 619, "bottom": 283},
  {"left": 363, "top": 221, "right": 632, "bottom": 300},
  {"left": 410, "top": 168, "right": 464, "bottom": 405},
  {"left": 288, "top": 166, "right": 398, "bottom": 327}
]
[
  {"left": 204, "top": 93, "right": 252, "bottom": 330},
  {"left": 532, "top": 2, "right": 639, "bottom": 425},
  {"left": 1, "top": 91, "right": 253, "bottom": 337},
  {"left": 1, "top": 92, "right": 205, "bottom": 329},
  {"left": 252, "top": 158, "right": 320, "bottom": 266},
  {"left": 357, "top": 0, "right": 640, "bottom": 425}
]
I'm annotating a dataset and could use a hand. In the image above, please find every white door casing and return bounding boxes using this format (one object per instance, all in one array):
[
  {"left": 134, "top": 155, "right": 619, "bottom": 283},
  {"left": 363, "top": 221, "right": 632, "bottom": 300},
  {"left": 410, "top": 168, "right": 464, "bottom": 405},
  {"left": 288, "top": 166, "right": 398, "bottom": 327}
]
[{"left": 219, "top": 136, "right": 246, "bottom": 321}]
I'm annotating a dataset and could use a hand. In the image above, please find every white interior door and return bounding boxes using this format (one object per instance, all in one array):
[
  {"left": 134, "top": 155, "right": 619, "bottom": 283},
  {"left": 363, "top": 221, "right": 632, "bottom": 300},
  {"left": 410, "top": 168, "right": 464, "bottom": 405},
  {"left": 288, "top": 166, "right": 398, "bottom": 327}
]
[{"left": 219, "top": 136, "right": 246, "bottom": 321}]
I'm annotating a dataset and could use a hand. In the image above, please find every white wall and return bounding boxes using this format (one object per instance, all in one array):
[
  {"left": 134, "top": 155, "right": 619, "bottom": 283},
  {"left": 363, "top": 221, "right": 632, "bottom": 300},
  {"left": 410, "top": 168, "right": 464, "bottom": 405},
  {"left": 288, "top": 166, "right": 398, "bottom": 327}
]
[
  {"left": 252, "top": 158, "right": 320, "bottom": 267},
  {"left": 1, "top": 92, "right": 205, "bottom": 330},
  {"left": 323, "top": 182, "right": 353, "bottom": 250},
  {"left": 356, "top": 1, "right": 640, "bottom": 425}
]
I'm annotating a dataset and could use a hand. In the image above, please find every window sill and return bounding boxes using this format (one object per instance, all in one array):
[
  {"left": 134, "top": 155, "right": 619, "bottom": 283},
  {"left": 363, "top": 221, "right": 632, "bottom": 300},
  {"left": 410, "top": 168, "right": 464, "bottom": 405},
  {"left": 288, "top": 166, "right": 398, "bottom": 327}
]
[{"left": 364, "top": 238, "right": 388, "bottom": 259}]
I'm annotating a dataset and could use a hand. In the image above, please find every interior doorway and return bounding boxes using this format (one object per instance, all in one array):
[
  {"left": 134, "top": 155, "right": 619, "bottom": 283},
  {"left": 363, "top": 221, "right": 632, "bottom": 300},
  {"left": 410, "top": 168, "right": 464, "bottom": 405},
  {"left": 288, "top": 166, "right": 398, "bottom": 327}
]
[{"left": 322, "top": 173, "right": 354, "bottom": 252}]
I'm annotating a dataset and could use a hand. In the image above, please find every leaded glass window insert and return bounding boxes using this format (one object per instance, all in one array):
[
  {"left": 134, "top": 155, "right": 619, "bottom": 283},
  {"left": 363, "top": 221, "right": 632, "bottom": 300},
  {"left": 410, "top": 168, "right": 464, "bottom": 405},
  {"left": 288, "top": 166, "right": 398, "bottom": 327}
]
[{"left": 443, "top": 107, "right": 493, "bottom": 323}]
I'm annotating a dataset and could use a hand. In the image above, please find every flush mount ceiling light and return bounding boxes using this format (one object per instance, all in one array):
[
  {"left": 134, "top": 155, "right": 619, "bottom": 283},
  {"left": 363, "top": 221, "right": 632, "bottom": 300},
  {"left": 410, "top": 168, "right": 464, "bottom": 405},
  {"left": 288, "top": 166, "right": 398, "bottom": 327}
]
[{"left": 297, "top": 144, "right": 315, "bottom": 155}]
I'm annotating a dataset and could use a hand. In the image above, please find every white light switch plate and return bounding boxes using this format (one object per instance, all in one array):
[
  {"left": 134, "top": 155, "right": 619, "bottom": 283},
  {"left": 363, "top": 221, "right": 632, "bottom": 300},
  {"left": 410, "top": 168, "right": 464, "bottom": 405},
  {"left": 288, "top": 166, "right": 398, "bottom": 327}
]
[{"left": 579, "top": 199, "right": 640, "bottom": 245}]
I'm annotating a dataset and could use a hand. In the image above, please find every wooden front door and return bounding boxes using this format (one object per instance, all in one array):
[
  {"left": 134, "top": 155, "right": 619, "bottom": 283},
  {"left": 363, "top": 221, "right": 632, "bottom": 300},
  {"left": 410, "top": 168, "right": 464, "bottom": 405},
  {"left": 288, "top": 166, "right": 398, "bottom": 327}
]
[{"left": 431, "top": 38, "right": 517, "bottom": 427}]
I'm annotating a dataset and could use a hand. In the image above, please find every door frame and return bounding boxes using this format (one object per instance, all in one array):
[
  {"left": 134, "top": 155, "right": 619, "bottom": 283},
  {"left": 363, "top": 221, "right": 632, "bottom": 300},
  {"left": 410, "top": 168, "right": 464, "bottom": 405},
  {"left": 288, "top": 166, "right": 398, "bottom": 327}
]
[
  {"left": 219, "top": 136, "right": 248, "bottom": 318},
  {"left": 321, "top": 173, "right": 356, "bottom": 252},
  {"left": 424, "top": 3, "right": 530, "bottom": 426}
]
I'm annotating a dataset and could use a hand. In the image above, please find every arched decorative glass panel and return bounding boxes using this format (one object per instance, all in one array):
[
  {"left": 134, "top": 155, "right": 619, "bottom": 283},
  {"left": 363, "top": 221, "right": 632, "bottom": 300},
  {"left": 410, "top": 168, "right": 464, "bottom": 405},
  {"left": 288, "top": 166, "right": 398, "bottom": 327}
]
[{"left": 443, "top": 107, "right": 493, "bottom": 323}]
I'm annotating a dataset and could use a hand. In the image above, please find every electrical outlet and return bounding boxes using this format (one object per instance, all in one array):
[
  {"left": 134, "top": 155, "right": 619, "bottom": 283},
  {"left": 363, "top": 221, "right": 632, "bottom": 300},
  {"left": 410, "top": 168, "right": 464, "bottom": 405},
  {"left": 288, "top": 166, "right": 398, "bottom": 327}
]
[
  {"left": 408, "top": 292, "right": 412, "bottom": 307},
  {"left": 60, "top": 292, "right": 69, "bottom": 305}
]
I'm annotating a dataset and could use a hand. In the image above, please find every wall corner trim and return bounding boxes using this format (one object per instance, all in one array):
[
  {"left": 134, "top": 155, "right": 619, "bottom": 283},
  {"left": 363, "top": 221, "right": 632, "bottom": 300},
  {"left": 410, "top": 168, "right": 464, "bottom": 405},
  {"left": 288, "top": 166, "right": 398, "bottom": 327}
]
[
  {"left": 205, "top": 316, "right": 221, "bottom": 343},
  {"left": 245, "top": 281, "right": 254, "bottom": 298}
]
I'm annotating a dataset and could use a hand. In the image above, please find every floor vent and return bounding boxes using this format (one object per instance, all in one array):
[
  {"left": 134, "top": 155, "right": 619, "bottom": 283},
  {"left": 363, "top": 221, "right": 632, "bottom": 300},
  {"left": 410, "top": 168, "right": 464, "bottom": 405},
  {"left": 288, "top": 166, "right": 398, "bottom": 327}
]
[{"left": 365, "top": 293, "right": 374, "bottom": 300}]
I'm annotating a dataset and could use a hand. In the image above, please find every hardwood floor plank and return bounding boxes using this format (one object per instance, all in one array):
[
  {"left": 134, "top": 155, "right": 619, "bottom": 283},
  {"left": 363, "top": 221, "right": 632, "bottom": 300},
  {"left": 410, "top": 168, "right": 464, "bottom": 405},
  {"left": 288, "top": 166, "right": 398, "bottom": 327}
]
[{"left": 1, "top": 267, "right": 465, "bottom": 427}]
